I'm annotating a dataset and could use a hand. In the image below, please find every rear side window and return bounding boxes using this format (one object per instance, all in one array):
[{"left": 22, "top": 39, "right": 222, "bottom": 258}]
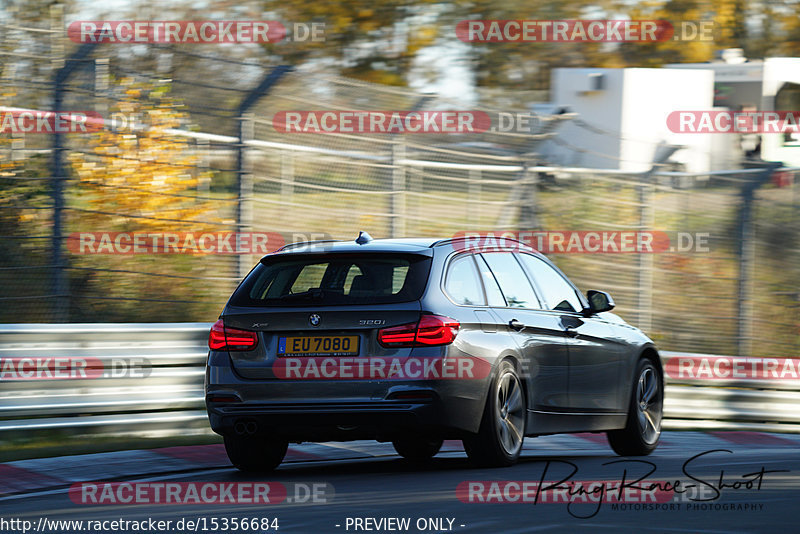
[
  {"left": 444, "top": 255, "right": 485, "bottom": 306},
  {"left": 230, "top": 253, "right": 431, "bottom": 307},
  {"left": 480, "top": 252, "right": 541, "bottom": 309},
  {"left": 516, "top": 253, "right": 583, "bottom": 312},
  {"left": 475, "top": 254, "right": 507, "bottom": 307}
]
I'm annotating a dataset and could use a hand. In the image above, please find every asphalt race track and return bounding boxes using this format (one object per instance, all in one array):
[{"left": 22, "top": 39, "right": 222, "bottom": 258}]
[{"left": 2, "top": 431, "right": 798, "bottom": 534}]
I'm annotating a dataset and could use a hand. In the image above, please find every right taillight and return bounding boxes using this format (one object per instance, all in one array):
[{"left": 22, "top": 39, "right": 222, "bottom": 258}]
[
  {"left": 208, "top": 319, "right": 258, "bottom": 351},
  {"left": 378, "top": 314, "right": 459, "bottom": 347}
]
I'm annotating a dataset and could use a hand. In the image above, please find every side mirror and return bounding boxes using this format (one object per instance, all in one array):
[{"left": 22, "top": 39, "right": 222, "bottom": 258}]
[{"left": 585, "top": 290, "right": 615, "bottom": 315}]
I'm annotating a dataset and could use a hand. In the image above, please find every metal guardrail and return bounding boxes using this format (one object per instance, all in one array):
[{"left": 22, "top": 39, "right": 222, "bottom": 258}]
[
  {"left": 0, "top": 323, "right": 210, "bottom": 436},
  {"left": 1, "top": 324, "right": 798, "bottom": 437}
]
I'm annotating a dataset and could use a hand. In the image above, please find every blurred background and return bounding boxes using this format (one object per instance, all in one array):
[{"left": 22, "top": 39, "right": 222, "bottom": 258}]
[{"left": 0, "top": 0, "right": 798, "bottom": 362}]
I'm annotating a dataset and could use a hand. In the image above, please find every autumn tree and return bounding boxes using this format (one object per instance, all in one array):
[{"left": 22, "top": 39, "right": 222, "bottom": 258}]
[
  {"left": 259, "top": 0, "right": 441, "bottom": 85},
  {"left": 69, "top": 78, "right": 215, "bottom": 231},
  {"left": 65, "top": 78, "right": 224, "bottom": 321},
  {"left": 616, "top": 0, "right": 715, "bottom": 67},
  {"left": 713, "top": 0, "right": 748, "bottom": 49}
]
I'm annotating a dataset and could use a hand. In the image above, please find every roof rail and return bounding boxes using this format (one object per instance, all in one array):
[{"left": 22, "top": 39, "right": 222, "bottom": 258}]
[
  {"left": 275, "top": 239, "right": 339, "bottom": 252},
  {"left": 428, "top": 238, "right": 453, "bottom": 248},
  {"left": 429, "top": 236, "right": 534, "bottom": 250}
]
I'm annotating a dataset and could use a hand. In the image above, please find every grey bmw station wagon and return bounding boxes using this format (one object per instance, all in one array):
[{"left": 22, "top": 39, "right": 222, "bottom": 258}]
[{"left": 205, "top": 232, "right": 663, "bottom": 471}]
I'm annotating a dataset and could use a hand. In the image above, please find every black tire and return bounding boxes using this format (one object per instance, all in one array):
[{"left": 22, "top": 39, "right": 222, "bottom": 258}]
[
  {"left": 224, "top": 435, "right": 288, "bottom": 472},
  {"left": 392, "top": 437, "right": 443, "bottom": 462},
  {"left": 607, "top": 358, "right": 663, "bottom": 456},
  {"left": 463, "top": 360, "right": 526, "bottom": 467}
]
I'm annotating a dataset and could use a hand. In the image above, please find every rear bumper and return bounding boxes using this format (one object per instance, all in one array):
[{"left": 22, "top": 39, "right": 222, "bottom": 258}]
[
  {"left": 207, "top": 400, "right": 455, "bottom": 441},
  {"left": 205, "top": 351, "right": 488, "bottom": 440}
]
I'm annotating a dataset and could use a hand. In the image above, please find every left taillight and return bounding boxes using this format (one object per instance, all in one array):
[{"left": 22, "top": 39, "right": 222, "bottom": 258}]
[
  {"left": 378, "top": 314, "right": 460, "bottom": 348},
  {"left": 208, "top": 319, "right": 258, "bottom": 351}
]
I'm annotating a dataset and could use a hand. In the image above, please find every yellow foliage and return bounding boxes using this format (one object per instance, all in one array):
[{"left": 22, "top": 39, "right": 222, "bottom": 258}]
[
  {"left": 0, "top": 87, "right": 20, "bottom": 178},
  {"left": 69, "top": 78, "right": 216, "bottom": 232}
]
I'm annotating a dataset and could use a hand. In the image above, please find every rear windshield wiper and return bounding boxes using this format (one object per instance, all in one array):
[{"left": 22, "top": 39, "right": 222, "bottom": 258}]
[{"left": 278, "top": 288, "right": 343, "bottom": 301}]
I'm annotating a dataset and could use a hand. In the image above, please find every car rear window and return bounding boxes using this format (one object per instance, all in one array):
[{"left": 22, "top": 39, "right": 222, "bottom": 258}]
[{"left": 229, "top": 253, "right": 432, "bottom": 307}]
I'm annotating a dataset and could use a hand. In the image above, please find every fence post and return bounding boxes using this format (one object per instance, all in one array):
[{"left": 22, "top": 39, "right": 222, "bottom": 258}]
[
  {"left": 636, "top": 173, "right": 654, "bottom": 333},
  {"left": 234, "top": 65, "right": 293, "bottom": 278},
  {"left": 468, "top": 169, "right": 482, "bottom": 225},
  {"left": 636, "top": 144, "right": 681, "bottom": 332},
  {"left": 1, "top": 64, "right": 24, "bottom": 162},
  {"left": 94, "top": 58, "right": 109, "bottom": 117},
  {"left": 515, "top": 165, "right": 540, "bottom": 230},
  {"left": 51, "top": 41, "right": 98, "bottom": 322},
  {"left": 235, "top": 113, "right": 255, "bottom": 277},
  {"left": 49, "top": 4, "right": 64, "bottom": 70},
  {"left": 280, "top": 150, "right": 294, "bottom": 204},
  {"left": 387, "top": 96, "right": 430, "bottom": 238},
  {"left": 390, "top": 140, "right": 406, "bottom": 238},
  {"left": 197, "top": 137, "right": 210, "bottom": 195},
  {"left": 736, "top": 162, "right": 781, "bottom": 357}
]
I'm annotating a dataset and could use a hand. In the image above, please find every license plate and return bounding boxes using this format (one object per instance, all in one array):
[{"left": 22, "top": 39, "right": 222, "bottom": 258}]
[{"left": 278, "top": 335, "right": 359, "bottom": 357}]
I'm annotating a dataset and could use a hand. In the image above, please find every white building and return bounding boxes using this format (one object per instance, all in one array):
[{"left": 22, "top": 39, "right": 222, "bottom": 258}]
[
  {"left": 538, "top": 53, "right": 800, "bottom": 171},
  {"left": 538, "top": 67, "right": 715, "bottom": 172},
  {"left": 667, "top": 54, "right": 800, "bottom": 167}
]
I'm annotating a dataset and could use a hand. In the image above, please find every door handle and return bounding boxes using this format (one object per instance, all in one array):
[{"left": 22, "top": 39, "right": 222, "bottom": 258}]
[{"left": 509, "top": 319, "right": 525, "bottom": 331}]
